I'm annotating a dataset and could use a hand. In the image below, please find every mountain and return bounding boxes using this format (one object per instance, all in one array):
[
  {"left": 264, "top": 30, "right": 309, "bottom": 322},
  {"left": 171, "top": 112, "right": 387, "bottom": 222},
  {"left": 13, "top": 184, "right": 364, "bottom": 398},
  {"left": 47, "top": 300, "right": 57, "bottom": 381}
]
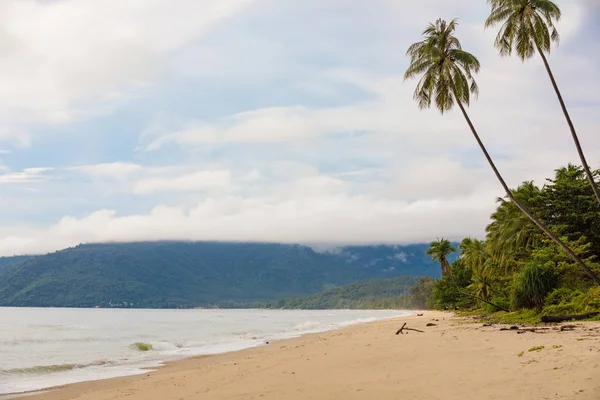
[
  {"left": 263, "top": 276, "right": 422, "bottom": 310},
  {"left": 0, "top": 255, "right": 34, "bottom": 276},
  {"left": 0, "top": 241, "right": 447, "bottom": 308}
]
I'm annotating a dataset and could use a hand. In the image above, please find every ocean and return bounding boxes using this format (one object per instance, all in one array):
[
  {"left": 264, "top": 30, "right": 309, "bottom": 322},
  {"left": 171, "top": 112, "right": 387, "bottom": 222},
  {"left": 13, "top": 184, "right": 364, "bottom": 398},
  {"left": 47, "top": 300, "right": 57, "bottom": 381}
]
[{"left": 0, "top": 307, "right": 409, "bottom": 395}]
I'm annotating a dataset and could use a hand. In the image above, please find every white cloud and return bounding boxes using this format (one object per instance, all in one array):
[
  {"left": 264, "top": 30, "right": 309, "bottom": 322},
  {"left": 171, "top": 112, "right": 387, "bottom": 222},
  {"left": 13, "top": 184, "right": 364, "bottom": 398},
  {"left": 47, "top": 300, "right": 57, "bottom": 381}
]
[
  {"left": 133, "top": 170, "right": 232, "bottom": 195},
  {"left": 72, "top": 162, "right": 143, "bottom": 179},
  {"left": 0, "top": 0, "right": 255, "bottom": 144},
  {"left": 0, "top": 189, "right": 496, "bottom": 256},
  {"left": 0, "top": 167, "right": 53, "bottom": 184},
  {"left": 0, "top": 0, "right": 598, "bottom": 256}
]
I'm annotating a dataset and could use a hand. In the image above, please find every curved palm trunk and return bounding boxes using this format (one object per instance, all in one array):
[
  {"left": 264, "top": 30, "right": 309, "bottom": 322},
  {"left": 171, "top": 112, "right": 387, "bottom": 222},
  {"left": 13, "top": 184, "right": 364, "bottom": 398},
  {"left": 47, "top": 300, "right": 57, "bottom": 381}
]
[
  {"left": 454, "top": 97, "right": 600, "bottom": 286},
  {"left": 535, "top": 43, "right": 600, "bottom": 206},
  {"left": 441, "top": 257, "right": 451, "bottom": 276}
]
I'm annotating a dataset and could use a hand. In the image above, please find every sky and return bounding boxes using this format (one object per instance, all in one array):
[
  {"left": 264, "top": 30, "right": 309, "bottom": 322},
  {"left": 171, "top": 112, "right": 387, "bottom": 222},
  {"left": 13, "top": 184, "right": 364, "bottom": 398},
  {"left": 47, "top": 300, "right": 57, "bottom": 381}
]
[{"left": 0, "top": 0, "right": 598, "bottom": 256}]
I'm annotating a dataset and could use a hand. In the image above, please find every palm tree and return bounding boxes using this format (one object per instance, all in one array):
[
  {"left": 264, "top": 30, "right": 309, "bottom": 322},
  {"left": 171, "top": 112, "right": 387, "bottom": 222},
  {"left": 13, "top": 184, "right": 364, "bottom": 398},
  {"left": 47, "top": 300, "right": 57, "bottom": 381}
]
[
  {"left": 404, "top": 18, "right": 600, "bottom": 285},
  {"left": 426, "top": 238, "right": 456, "bottom": 276},
  {"left": 485, "top": 0, "right": 600, "bottom": 206},
  {"left": 460, "top": 238, "right": 492, "bottom": 300}
]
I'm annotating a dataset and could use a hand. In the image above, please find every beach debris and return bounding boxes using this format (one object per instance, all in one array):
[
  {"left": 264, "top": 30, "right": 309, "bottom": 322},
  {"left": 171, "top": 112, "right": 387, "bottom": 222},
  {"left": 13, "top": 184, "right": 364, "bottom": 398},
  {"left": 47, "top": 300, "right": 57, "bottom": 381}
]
[
  {"left": 500, "top": 325, "right": 519, "bottom": 331},
  {"left": 541, "top": 312, "right": 599, "bottom": 323},
  {"left": 417, "top": 313, "right": 424, "bottom": 316},
  {"left": 426, "top": 323, "right": 437, "bottom": 327},
  {"left": 560, "top": 325, "right": 577, "bottom": 332},
  {"left": 395, "top": 322, "right": 425, "bottom": 335},
  {"left": 482, "top": 323, "right": 493, "bottom": 327}
]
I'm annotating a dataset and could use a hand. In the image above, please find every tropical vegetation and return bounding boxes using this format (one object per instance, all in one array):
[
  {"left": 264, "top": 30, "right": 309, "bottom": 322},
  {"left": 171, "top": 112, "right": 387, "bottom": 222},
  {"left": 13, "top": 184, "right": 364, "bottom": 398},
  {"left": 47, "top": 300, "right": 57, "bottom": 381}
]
[
  {"left": 424, "top": 165, "right": 600, "bottom": 319},
  {"left": 406, "top": 3, "right": 600, "bottom": 320}
]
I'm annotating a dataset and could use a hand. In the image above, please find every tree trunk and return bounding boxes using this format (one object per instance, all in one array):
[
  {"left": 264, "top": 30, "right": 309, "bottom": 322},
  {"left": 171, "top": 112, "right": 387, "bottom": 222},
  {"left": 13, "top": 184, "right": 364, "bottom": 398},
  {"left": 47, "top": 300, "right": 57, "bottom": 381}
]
[
  {"left": 441, "top": 258, "right": 451, "bottom": 276},
  {"left": 454, "top": 98, "right": 600, "bottom": 286},
  {"left": 536, "top": 44, "right": 600, "bottom": 206}
]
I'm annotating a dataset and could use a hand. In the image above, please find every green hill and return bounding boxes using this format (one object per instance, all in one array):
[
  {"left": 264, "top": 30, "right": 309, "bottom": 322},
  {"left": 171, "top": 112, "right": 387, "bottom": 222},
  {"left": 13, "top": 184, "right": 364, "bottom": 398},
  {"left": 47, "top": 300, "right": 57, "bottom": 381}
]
[
  {"left": 263, "top": 276, "right": 430, "bottom": 309},
  {"left": 0, "top": 242, "right": 445, "bottom": 308},
  {"left": 0, "top": 256, "right": 34, "bottom": 276}
]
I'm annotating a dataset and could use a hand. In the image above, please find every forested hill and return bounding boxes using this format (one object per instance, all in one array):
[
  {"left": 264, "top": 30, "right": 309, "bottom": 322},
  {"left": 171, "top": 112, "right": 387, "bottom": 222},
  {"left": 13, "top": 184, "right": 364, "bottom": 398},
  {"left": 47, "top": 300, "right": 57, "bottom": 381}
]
[
  {"left": 0, "top": 256, "right": 34, "bottom": 275},
  {"left": 0, "top": 242, "right": 445, "bottom": 308},
  {"left": 262, "top": 276, "right": 431, "bottom": 310}
]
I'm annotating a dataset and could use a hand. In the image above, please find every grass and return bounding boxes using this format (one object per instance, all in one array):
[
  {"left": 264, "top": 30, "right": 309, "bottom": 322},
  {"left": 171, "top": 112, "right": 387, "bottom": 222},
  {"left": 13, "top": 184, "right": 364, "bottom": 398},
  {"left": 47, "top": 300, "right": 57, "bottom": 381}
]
[
  {"left": 517, "top": 351, "right": 524, "bottom": 357},
  {"left": 528, "top": 345, "right": 545, "bottom": 352}
]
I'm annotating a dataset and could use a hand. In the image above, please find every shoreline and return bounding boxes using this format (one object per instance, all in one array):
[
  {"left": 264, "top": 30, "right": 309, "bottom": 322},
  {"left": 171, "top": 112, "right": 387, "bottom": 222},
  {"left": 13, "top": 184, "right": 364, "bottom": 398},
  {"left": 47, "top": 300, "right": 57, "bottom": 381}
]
[
  {"left": 8, "top": 311, "right": 600, "bottom": 400},
  {"left": 1, "top": 310, "right": 413, "bottom": 399}
]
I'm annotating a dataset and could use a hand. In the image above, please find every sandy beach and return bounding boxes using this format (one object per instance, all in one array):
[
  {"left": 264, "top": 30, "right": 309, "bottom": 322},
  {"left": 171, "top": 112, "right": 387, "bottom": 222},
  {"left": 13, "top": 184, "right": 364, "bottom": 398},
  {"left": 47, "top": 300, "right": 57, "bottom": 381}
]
[{"left": 21, "top": 311, "right": 600, "bottom": 400}]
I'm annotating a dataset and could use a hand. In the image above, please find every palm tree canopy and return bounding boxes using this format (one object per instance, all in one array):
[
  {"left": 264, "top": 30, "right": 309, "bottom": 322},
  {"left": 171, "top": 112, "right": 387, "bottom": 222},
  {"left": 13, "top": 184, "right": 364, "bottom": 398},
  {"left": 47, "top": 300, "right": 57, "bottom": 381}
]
[
  {"left": 485, "top": 0, "right": 561, "bottom": 60},
  {"left": 459, "top": 238, "right": 488, "bottom": 276},
  {"left": 426, "top": 238, "right": 457, "bottom": 261},
  {"left": 404, "top": 18, "right": 481, "bottom": 114}
]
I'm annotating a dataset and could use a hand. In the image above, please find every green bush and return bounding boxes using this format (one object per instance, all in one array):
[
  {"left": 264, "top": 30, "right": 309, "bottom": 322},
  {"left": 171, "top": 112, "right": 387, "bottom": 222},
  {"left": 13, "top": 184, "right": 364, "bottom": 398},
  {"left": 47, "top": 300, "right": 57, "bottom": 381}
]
[
  {"left": 485, "top": 296, "right": 510, "bottom": 313},
  {"left": 581, "top": 287, "right": 600, "bottom": 311},
  {"left": 428, "top": 260, "right": 475, "bottom": 310},
  {"left": 511, "top": 262, "right": 558, "bottom": 310},
  {"left": 545, "top": 287, "right": 583, "bottom": 306}
]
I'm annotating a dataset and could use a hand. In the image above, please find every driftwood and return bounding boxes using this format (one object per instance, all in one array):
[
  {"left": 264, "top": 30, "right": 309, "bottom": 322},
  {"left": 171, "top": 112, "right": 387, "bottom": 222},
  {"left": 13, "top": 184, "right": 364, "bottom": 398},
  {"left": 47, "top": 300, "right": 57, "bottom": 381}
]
[
  {"left": 560, "top": 324, "right": 577, "bottom": 332},
  {"left": 395, "top": 322, "right": 425, "bottom": 335},
  {"left": 426, "top": 323, "right": 437, "bottom": 327},
  {"left": 541, "top": 312, "right": 599, "bottom": 323},
  {"left": 500, "top": 325, "right": 519, "bottom": 331}
]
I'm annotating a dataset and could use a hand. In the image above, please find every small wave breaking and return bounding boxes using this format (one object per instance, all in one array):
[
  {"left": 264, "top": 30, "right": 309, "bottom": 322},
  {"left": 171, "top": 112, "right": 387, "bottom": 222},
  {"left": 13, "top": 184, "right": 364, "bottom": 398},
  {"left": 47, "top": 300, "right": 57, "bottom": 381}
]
[
  {"left": 130, "top": 342, "right": 153, "bottom": 352},
  {"left": 0, "top": 360, "right": 112, "bottom": 376}
]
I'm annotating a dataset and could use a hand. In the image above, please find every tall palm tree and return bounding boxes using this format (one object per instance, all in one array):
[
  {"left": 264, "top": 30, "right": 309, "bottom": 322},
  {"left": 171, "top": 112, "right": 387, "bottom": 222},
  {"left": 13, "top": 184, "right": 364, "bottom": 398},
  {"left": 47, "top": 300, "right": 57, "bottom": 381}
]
[
  {"left": 485, "top": 0, "right": 600, "bottom": 206},
  {"left": 426, "top": 238, "right": 456, "bottom": 276},
  {"left": 404, "top": 18, "right": 600, "bottom": 285}
]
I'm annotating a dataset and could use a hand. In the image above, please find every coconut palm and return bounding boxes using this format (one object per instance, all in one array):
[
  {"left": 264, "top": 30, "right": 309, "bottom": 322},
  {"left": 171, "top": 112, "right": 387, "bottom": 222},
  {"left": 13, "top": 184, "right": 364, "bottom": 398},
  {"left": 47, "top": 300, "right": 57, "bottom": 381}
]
[
  {"left": 404, "top": 18, "right": 600, "bottom": 285},
  {"left": 485, "top": 0, "right": 600, "bottom": 206},
  {"left": 459, "top": 238, "right": 487, "bottom": 276},
  {"left": 460, "top": 238, "right": 493, "bottom": 300},
  {"left": 426, "top": 238, "right": 456, "bottom": 276}
]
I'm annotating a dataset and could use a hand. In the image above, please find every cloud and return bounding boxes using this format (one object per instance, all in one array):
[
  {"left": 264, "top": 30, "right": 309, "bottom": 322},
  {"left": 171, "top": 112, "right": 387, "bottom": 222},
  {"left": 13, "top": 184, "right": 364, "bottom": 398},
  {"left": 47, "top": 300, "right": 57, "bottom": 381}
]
[
  {"left": 72, "top": 162, "right": 143, "bottom": 179},
  {"left": 133, "top": 170, "right": 232, "bottom": 195},
  {"left": 0, "top": 0, "right": 598, "bottom": 256},
  {"left": 0, "top": 167, "right": 53, "bottom": 184},
  {"left": 0, "top": 188, "right": 497, "bottom": 256},
  {"left": 0, "top": 0, "right": 255, "bottom": 144}
]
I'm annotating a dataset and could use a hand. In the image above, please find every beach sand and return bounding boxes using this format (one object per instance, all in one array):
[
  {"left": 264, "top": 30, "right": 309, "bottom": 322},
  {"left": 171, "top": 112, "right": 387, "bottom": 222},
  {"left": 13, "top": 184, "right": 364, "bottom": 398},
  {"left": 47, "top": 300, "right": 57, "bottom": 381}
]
[{"left": 24, "top": 311, "right": 600, "bottom": 400}]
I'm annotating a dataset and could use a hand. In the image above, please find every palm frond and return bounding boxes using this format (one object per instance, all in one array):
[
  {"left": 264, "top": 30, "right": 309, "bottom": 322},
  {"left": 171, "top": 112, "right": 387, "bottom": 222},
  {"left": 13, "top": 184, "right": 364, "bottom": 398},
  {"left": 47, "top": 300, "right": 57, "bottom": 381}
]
[
  {"left": 404, "top": 18, "right": 479, "bottom": 114},
  {"left": 485, "top": 0, "right": 562, "bottom": 59}
]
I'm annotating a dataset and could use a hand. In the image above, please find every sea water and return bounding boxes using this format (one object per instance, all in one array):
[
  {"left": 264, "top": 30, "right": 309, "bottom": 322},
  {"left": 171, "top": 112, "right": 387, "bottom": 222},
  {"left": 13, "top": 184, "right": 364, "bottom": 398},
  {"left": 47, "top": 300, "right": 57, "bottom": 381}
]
[{"left": 0, "top": 308, "right": 409, "bottom": 395}]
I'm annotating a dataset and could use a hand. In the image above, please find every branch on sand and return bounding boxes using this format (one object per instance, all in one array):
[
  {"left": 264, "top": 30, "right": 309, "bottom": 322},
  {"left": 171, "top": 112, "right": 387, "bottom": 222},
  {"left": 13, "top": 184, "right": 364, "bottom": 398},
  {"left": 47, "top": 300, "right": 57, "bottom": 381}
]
[{"left": 395, "top": 322, "right": 425, "bottom": 335}]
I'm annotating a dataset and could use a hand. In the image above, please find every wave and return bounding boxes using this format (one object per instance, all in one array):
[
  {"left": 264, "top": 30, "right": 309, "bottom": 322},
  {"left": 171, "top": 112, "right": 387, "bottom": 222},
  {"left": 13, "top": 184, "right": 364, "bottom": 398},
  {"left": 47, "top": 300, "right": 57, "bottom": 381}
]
[
  {"left": 0, "top": 360, "right": 111, "bottom": 375},
  {"left": 130, "top": 342, "right": 153, "bottom": 352}
]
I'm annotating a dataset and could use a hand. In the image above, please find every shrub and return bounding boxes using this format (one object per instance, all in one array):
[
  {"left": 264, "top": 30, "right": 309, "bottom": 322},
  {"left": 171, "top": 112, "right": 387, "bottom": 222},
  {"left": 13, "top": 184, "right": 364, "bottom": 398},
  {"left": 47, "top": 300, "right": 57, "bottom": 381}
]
[
  {"left": 485, "top": 296, "right": 510, "bottom": 313},
  {"left": 428, "top": 261, "right": 475, "bottom": 310},
  {"left": 581, "top": 287, "right": 600, "bottom": 311},
  {"left": 511, "top": 262, "right": 558, "bottom": 310},
  {"left": 545, "top": 287, "right": 581, "bottom": 306}
]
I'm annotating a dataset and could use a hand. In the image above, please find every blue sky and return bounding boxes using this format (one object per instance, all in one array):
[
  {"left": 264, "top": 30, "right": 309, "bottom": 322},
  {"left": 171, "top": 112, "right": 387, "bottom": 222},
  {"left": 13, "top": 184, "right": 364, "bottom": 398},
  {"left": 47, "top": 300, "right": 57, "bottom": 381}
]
[{"left": 0, "top": 0, "right": 598, "bottom": 255}]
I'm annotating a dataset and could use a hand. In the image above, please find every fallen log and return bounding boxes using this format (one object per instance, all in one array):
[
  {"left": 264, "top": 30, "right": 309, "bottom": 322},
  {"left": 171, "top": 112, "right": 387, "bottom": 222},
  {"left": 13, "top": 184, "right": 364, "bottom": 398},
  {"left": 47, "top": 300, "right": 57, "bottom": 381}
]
[
  {"left": 541, "top": 312, "right": 599, "bottom": 323},
  {"left": 395, "top": 322, "right": 425, "bottom": 335}
]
